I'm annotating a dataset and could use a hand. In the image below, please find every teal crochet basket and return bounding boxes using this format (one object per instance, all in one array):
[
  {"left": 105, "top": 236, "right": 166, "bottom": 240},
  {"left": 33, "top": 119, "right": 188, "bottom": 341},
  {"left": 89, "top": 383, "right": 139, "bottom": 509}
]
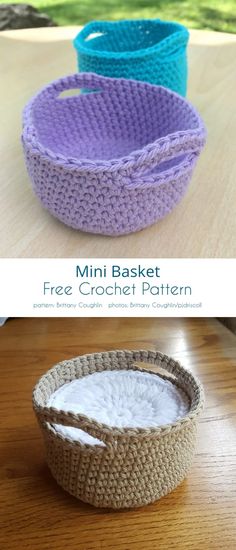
[{"left": 74, "top": 19, "right": 189, "bottom": 96}]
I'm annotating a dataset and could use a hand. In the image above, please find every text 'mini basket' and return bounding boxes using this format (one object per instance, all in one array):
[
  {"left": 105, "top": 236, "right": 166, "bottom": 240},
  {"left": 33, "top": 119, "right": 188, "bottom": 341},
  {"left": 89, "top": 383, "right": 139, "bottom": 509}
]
[
  {"left": 33, "top": 350, "right": 204, "bottom": 509},
  {"left": 22, "top": 73, "right": 206, "bottom": 236},
  {"left": 74, "top": 19, "right": 189, "bottom": 96}
]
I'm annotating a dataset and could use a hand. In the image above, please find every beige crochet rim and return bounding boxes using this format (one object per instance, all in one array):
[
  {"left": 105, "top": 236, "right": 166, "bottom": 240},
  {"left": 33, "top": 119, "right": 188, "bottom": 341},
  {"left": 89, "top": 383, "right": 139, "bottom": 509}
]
[{"left": 33, "top": 349, "right": 204, "bottom": 509}]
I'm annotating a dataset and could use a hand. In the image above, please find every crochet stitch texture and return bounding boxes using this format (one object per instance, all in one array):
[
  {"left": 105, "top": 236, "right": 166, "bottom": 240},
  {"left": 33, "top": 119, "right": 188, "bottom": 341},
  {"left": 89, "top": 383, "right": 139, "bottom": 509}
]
[
  {"left": 48, "top": 369, "right": 190, "bottom": 445},
  {"left": 74, "top": 19, "right": 189, "bottom": 96},
  {"left": 22, "top": 73, "right": 206, "bottom": 236},
  {"left": 33, "top": 349, "right": 204, "bottom": 509}
]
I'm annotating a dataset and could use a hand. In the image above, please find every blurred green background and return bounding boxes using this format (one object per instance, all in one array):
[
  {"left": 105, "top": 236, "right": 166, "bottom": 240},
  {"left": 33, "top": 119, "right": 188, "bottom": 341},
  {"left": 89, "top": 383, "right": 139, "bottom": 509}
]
[{"left": 1, "top": 0, "right": 236, "bottom": 33}]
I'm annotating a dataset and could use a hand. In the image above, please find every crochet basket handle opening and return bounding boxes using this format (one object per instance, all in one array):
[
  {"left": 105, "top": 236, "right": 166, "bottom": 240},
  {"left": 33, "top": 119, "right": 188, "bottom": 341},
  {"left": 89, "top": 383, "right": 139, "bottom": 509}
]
[
  {"left": 43, "top": 73, "right": 113, "bottom": 101},
  {"left": 131, "top": 361, "right": 177, "bottom": 382},
  {"left": 125, "top": 151, "right": 198, "bottom": 189},
  {"left": 128, "top": 350, "right": 184, "bottom": 379},
  {"left": 75, "top": 20, "right": 120, "bottom": 44},
  {"left": 120, "top": 130, "right": 206, "bottom": 188},
  {"left": 128, "top": 350, "right": 204, "bottom": 414},
  {"left": 34, "top": 405, "right": 117, "bottom": 449}
]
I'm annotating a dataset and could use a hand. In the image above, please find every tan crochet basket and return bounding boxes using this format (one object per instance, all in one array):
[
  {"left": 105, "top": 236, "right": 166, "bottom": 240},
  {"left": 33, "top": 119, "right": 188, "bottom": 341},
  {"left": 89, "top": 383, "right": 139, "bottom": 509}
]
[{"left": 33, "top": 350, "right": 204, "bottom": 509}]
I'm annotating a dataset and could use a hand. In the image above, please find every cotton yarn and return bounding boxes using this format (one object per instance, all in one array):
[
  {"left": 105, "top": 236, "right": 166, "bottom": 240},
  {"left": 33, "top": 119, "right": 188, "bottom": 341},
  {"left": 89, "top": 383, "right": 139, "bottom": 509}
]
[
  {"left": 74, "top": 19, "right": 189, "bottom": 96},
  {"left": 33, "top": 350, "right": 204, "bottom": 508},
  {"left": 22, "top": 73, "right": 206, "bottom": 236},
  {"left": 48, "top": 370, "right": 190, "bottom": 446}
]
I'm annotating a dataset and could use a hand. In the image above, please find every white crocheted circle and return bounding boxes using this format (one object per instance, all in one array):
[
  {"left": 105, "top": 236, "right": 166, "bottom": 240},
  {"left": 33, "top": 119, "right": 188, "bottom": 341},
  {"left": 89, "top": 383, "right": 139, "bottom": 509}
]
[{"left": 48, "top": 370, "right": 190, "bottom": 446}]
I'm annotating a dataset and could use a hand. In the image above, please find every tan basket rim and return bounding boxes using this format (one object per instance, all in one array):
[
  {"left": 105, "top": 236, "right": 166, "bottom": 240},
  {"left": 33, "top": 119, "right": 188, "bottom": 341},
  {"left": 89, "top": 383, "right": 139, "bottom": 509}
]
[{"left": 32, "top": 349, "right": 204, "bottom": 444}]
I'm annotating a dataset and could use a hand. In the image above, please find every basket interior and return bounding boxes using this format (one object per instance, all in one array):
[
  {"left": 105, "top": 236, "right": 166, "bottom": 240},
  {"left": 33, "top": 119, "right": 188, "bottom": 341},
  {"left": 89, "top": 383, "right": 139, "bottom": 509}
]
[
  {"left": 47, "top": 370, "right": 190, "bottom": 446},
  {"left": 32, "top": 84, "right": 200, "bottom": 166},
  {"left": 82, "top": 21, "right": 181, "bottom": 54}
]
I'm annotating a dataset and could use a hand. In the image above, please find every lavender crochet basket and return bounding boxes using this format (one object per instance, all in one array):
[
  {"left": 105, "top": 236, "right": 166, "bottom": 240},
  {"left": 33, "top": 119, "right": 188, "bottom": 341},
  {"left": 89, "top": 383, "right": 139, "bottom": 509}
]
[{"left": 22, "top": 73, "right": 206, "bottom": 236}]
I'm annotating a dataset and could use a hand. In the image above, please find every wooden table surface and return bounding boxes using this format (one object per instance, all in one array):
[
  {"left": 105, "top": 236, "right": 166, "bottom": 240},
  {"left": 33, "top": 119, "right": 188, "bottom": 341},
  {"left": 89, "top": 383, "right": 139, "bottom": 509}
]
[
  {"left": 1, "top": 317, "right": 236, "bottom": 549},
  {"left": 1, "top": 28, "right": 236, "bottom": 258}
]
